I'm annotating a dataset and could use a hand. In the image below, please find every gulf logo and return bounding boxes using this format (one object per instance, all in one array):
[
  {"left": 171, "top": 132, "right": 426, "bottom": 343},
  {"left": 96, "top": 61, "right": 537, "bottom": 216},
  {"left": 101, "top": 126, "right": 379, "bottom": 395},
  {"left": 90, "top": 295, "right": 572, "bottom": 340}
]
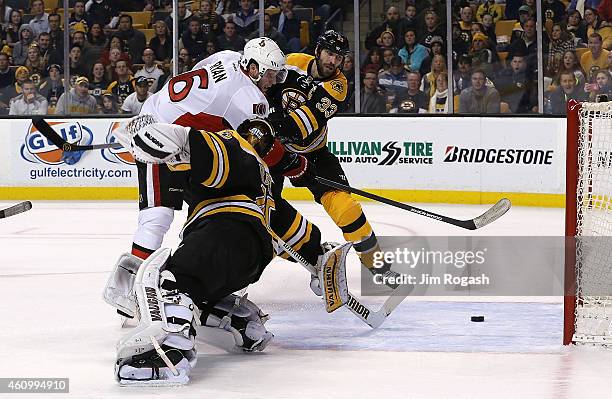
[
  {"left": 20, "top": 121, "right": 93, "bottom": 165},
  {"left": 101, "top": 121, "right": 135, "bottom": 165}
]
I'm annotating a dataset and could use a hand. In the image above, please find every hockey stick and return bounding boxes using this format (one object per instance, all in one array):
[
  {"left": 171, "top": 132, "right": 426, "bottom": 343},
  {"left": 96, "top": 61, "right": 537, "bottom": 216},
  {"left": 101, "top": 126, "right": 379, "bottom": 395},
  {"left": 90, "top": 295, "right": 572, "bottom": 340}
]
[
  {"left": 315, "top": 177, "right": 511, "bottom": 230},
  {"left": 31, "top": 117, "right": 122, "bottom": 151},
  {"left": 275, "top": 236, "right": 407, "bottom": 328},
  {"left": 0, "top": 201, "right": 32, "bottom": 218}
]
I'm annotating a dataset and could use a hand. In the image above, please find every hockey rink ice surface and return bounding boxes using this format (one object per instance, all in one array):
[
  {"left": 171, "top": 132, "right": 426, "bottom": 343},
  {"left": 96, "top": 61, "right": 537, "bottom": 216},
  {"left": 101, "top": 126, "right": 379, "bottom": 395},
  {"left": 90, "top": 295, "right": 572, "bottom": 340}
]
[{"left": 2, "top": 200, "right": 612, "bottom": 399}]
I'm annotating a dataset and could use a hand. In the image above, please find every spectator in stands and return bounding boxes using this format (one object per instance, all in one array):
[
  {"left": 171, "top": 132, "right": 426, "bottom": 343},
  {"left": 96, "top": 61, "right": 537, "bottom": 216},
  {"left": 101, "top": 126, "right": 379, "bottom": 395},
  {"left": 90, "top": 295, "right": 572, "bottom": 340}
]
[
  {"left": 178, "top": 47, "right": 194, "bottom": 73},
  {"left": 55, "top": 76, "right": 97, "bottom": 115},
  {"left": 419, "top": 10, "right": 444, "bottom": 48},
  {"left": 398, "top": 28, "right": 428, "bottom": 73},
  {"left": 390, "top": 71, "right": 428, "bottom": 113},
  {"left": 344, "top": 53, "right": 355, "bottom": 98},
  {"left": 86, "top": 22, "right": 108, "bottom": 62},
  {"left": 476, "top": 0, "right": 503, "bottom": 23},
  {"left": 358, "top": 68, "right": 387, "bottom": 113},
  {"left": 37, "top": 32, "right": 59, "bottom": 67},
  {"left": 454, "top": 55, "right": 473, "bottom": 95},
  {"left": 9, "top": 79, "right": 47, "bottom": 115},
  {"left": 554, "top": 50, "right": 587, "bottom": 88},
  {"left": 272, "top": 0, "right": 301, "bottom": 53},
  {"left": 509, "top": 18, "right": 538, "bottom": 72},
  {"left": 13, "top": 24, "right": 34, "bottom": 65},
  {"left": 401, "top": 3, "right": 417, "bottom": 33},
  {"left": 121, "top": 76, "right": 151, "bottom": 114},
  {"left": 495, "top": 54, "right": 538, "bottom": 113},
  {"left": 233, "top": 0, "right": 258, "bottom": 37},
  {"left": 452, "top": 22, "right": 471, "bottom": 62},
  {"left": 542, "top": 0, "right": 566, "bottom": 23},
  {"left": 481, "top": 14, "right": 497, "bottom": 44},
  {"left": 106, "top": 59, "right": 134, "bottom": 105},
  {"left": 420, "top": 35, "right": 445, "bottom": 73},
  {"left": 181, "top": 17, "right": 207, "bottom": 61},
  {"left": 0, "top": 65, "right": 28, "bottom": 109},
  {"left": 0, "top": 0, "right": 10, "bottom": 30},
  {"left": 5, "top": 9, "right": 23, "bottom": 49},
  {"left": 567, "top": 0, "right": 602, "bottom": 14},
  {"left": 25, "top": 43, "right": 46, "bottom": 77},
  {"left": 585, "top": 70, "right": 612, "bottom": 99},
  {"left": 165, "top": 1, "right": 192, "bottom": 37},
  {"left": 421, "top": 53, "right": 446, "bottom": 98},
  {"left": 567, "top": 10, "right": 588, "bottom": 45},
  {"left": 365, "top": 6, "right": 403, "bottom": 50},
  {"left": 206, "top": 40, "right": 217, "bottom": 57},
  {"left": 72, "top": 30, "right": 93, "bottom": 67},
  {"left": 428, "top": 72, "right": 449, "bottom": 113},
  {"left": 48, "top": 13, "right": 64, "bottom": 55},
  {"left": 379, "top": 56, "right": 408, "bottom": 107},
  {"left": 68, "top": 44, "right": 89, "bottom": 78},
  {"left": 581, "top": 33, "right": 610, "bottom": 80},
  {"left": 196, "top": 0, "right": 225, "bottom": 38},
  {"left": 88, "top": 62, "right": 109, "bottom": 103},
  {"left": 0, "top": 53, "right": 14, "bottom": 88},
  {"left": 149, "top": 20, "right": 172, "bottom": 62},
  {"left": 469, "top": 32, "right": 495, "bottom": 77},
  {"left": 247, "top": 13, "right": 288, "bottom": 53},
  {"left": 458, "top": 7, "right": 474, "bottom": 36},
  {"left": 86, "top": 0, "right": 120, "bottom": 28},
  {"left": 361, "top": 48, "right": 382, "bottom": 75},
  {"left": 549, "top": 71, "right": 586, "bottom": 114},
  {"left": 378, "top": 30, "right": 397, "bottom": 52},
  {"left": 459, "top": 69, "right": 500, "bottom": 113},
  {"left": 216, "top": 20, "right": 245, "bottom": 52},
  {"left": 100, "top": 92, "right": 118, "bottom": 114},
  {"left": 69, "top": 1, "right": 88, "bottom": 32},
  {"left": 416, "top": 0, "right": 445, "bottom": 25},
  {"left": 380, "top": 48, "right": 395, "bottom": 74},
  {"left": 115, "top": 14, "right": 146, "bottom": 64},
  {"left": 134, "top": 47, "right": 163, "bottom": 93},
  {"left": 608, "top": 50, "right": 612, "bottom": 73},
  {"left": 28, "top": 0, "right": 49, "bottom": 38},
  {"left": 38, "top": 63, "right": 63, "bottom": 108},
  {"left": 597, "top": 0, "right": 612, "bottom": 24},
  {"left": 583, "top": 8, "right": 612, "bottom": 50},
  {"left": 215, "top": 0, "right": 237, "bottom": 17},
  {"left": 546, "top": 23, "right": 575, "bottom": 78},
  {"left": 511, "top": 6, "right": 533, "bottom": 41}
]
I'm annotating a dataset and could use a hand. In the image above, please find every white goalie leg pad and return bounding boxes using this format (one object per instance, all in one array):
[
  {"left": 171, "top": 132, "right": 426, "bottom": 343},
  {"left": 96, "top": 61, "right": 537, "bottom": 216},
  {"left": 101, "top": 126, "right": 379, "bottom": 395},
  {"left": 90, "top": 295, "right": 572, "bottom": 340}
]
[
  {"left": 195, "top": 294, "right": 273, "bottom": 353},
  {"left": 115, "top": 248, "right": 198, "bottom": 386},
  {"left": 102, "top": 253, "right": 143, "bottom": 318},
  {"left": 317, "top": 242, "right": 351, "bottom": 313}
]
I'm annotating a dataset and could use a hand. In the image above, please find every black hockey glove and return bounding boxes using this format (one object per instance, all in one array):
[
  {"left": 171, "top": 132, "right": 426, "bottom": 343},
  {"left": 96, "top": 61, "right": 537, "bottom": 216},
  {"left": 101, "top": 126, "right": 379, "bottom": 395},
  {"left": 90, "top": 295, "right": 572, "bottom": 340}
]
[{"left": 284, "top": 153, "right": 316, "bottom": 187}]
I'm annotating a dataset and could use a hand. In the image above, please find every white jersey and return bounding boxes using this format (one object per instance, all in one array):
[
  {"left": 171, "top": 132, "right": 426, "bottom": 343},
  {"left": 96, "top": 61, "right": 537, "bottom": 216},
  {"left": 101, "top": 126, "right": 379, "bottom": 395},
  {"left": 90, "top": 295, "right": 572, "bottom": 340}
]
[{"left": 140, "top": 51, "right": 269, "bottom": 131}]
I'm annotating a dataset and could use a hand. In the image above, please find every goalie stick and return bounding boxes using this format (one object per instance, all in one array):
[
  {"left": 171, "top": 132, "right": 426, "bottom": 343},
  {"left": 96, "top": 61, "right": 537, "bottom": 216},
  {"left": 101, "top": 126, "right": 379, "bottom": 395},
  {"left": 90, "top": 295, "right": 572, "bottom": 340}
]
[
  {"left": 276, "top": 236, "right": 408, "bottom": 329},
  {"left": 0, "top": 201, "right": 32, "bottom": 218},
  {"left": 31, "top": 117, "right": 122, "bottom": 151},
  {"left": 315, "top": 177, "right": 511, "bottom": 230}
]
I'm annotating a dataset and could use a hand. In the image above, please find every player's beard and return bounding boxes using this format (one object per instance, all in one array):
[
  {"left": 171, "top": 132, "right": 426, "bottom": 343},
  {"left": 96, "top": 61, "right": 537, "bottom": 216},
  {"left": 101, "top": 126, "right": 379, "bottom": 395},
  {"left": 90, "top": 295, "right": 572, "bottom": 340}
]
[{"left": 316, "top": 58, "right": 337, "bottom": 79}]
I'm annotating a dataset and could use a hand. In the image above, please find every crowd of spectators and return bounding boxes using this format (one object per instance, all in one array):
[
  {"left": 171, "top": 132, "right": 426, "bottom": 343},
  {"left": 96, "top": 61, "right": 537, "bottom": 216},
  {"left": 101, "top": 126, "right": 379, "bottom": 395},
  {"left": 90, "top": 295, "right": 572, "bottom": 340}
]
[
  {"left": 0, "top": 0, "right": 339, "bottom": 115},
  {"left": 0, "top": 0, "right": 609, "bottom": 116},
  {"left": 353, "top": 0, "right": 611, "bottom": 115}
]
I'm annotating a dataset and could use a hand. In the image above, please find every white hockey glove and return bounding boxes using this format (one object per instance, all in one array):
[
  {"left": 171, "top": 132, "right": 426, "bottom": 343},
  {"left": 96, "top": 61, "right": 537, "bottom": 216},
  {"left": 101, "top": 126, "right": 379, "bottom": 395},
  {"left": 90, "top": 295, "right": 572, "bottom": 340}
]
[
  {"left": 115, "top": 248, "right": 198, "bottom": 386},
  {"left": 102, "top": 253, "right": 143, "bottom": 318},
  {"left": 114, "top": 114, "right": 191, "bottom": 164}
]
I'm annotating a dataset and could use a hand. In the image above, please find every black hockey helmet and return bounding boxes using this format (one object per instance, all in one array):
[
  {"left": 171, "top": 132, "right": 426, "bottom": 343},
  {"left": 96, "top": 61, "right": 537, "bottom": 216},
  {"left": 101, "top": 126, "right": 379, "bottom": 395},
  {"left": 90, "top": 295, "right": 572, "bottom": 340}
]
[
  {"left": 316, "top": 30, "right": 350, "bottom": 57},
  {"left": 237, "top": 118, "right": 275, "bottom": 156}
]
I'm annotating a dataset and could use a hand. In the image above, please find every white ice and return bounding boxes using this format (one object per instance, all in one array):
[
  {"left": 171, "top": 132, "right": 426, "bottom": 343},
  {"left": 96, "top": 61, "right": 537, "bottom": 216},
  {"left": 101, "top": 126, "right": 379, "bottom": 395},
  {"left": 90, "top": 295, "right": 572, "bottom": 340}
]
[{"left": 1, "top": 200, "right": 611, "bottom": 399}]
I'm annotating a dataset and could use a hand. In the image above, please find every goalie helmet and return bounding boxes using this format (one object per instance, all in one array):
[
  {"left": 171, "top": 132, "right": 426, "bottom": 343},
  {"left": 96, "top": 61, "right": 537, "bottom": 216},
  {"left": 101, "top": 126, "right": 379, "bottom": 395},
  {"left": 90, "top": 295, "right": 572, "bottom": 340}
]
[{"left": 240, "top": 37, "right": 287, "bottom": 84}]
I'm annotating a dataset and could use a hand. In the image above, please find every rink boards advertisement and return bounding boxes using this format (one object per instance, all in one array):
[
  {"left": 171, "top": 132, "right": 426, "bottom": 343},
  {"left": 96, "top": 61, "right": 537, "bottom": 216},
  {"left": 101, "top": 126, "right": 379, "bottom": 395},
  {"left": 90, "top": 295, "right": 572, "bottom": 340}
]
[{"left": 0, "top": 116, "right": 567, "bottom": 206}]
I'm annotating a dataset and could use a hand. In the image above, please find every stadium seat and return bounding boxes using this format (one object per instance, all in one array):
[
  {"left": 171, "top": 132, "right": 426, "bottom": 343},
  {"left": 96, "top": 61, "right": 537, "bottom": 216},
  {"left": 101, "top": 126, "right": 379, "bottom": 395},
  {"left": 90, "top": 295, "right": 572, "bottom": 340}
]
[
  {"left": 142, "top": 29, "right": 156, "bottom": 45},
  {"left": 123, "top": 11, "right": 153, "bottom": 29},
  {"left": 300, "top": 20, "right": 310, "bottom": 49},
  {"left": 495, "top": 20, "right": 516, "bottom": 37}
]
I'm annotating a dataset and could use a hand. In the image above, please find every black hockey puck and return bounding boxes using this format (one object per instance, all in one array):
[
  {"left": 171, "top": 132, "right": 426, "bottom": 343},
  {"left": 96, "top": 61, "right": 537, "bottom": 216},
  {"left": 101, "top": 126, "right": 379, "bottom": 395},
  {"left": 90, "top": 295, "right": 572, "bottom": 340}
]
[{"left": 471, "top": 316, "right": 485, "bottom": 322}]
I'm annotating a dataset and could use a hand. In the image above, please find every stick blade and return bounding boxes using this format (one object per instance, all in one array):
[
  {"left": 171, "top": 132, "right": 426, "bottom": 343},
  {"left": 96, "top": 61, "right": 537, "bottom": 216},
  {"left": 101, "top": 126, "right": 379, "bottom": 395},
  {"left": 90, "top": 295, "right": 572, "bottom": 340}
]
[
  {"left": 472, "top": 198, "right": 512, "bottom": 229},
  {"left": 0, "top": 201, "right": 32, "bottom": 218}
]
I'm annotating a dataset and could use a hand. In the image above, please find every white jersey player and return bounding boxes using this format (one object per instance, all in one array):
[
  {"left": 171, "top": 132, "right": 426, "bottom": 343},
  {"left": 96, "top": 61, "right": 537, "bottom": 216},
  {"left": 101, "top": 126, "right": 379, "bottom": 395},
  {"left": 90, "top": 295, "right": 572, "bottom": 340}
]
[{"left": 105, "top": 38, "right": 286, "bottom": 318}]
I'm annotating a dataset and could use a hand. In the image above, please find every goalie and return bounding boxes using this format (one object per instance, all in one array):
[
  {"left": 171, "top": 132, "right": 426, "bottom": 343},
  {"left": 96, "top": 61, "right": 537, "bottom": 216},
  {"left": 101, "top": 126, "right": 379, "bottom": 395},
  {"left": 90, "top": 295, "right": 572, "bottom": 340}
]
[{"left": 111, "top": 117, "right": 350, "bottom": 385}]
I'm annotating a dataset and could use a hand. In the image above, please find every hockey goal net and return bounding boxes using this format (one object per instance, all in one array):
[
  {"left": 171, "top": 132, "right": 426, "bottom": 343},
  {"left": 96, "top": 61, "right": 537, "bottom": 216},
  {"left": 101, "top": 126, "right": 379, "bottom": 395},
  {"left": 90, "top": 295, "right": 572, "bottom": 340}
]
[{"left": 564, "top": 99, "right": 612, "bottom": 346}]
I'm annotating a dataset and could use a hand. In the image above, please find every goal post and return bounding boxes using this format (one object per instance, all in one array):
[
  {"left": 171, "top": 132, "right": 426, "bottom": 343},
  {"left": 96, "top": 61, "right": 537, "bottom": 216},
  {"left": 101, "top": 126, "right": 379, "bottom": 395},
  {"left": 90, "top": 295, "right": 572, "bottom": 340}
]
[{"left": 564, "top": 99, "right": 612, "bottom": 346}]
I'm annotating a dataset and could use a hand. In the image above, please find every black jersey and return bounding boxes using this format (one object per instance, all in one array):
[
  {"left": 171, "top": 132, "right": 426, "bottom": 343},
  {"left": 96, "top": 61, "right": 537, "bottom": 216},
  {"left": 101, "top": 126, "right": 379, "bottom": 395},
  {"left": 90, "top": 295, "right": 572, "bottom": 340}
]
[
  {"left": 268, "top": 53, "right": 349, "bottom": 154},
  {"left": 181, "top": 128, "right": 275, "bottom": 261}
]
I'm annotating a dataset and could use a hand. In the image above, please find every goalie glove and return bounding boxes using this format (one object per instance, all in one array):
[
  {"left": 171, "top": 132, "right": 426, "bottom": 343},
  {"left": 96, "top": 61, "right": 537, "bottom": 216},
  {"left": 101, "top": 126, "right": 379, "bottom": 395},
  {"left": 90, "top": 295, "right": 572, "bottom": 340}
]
[{"left": 114, "top": 114, "right": 191, "bottom": 164}]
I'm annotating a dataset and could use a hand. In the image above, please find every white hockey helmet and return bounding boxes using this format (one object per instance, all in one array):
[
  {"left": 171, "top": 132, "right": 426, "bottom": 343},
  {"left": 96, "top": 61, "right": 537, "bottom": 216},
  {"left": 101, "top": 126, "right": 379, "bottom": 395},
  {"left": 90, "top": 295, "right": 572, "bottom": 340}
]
[{"left": 240, "top": 37, "right": 287, "bottom": 84}]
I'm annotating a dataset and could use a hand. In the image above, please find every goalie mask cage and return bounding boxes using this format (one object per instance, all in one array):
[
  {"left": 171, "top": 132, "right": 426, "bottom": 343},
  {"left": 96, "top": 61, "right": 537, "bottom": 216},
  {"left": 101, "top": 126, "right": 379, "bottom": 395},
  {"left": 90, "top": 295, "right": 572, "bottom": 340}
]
[{"left": 564, "top": 99, "right": 612, "bottom": 346}]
